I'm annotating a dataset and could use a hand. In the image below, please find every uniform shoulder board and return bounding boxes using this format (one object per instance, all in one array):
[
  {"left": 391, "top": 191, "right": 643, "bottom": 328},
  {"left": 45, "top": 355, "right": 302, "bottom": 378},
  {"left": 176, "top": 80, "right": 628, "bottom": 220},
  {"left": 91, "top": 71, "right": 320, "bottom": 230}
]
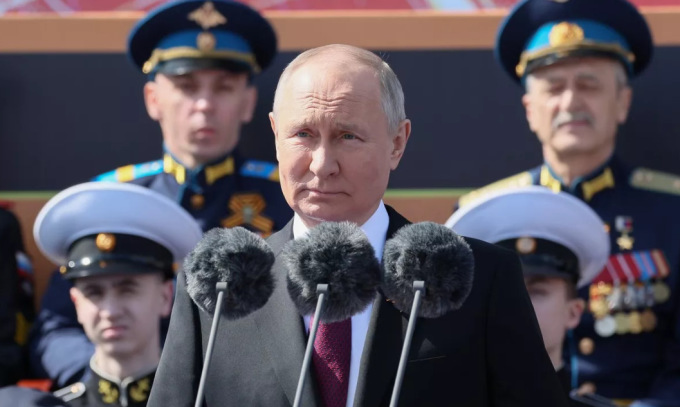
[
  {"left": 93, "top": 160, "right": 163, "bottom": 183},
  {"left": 54, "top": 382, "right": 86, "bottom": 402},
  {"left": 630, "top": 167, "right": 680, "bottom": 196},
  {"left": 458, "top": 171, "right": 534, "bottom": 208},
  {"left": 240, "top": 159, "right": 280, "bottom": 182}
]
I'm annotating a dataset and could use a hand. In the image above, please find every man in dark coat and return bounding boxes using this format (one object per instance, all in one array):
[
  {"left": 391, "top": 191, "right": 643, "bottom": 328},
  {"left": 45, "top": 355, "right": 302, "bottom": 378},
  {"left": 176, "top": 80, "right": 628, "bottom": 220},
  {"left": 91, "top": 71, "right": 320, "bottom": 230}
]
[{"left": 147, "top": 44, "right": 568, "bottom": 407}]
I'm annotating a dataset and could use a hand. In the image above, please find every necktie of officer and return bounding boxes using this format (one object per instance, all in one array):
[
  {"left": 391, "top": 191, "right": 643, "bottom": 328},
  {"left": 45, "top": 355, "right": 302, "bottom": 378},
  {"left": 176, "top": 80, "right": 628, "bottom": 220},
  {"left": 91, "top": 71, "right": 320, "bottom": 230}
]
[{"left": 312, "top": 317, "right": 351, "bottom": 407}]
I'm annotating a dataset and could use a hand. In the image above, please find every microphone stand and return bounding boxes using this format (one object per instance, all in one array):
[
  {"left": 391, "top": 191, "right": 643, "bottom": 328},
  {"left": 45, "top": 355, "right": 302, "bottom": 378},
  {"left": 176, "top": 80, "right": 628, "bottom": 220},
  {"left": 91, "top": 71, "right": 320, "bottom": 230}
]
[
  {"left": 390, "top": 281, "right": 425, "bottom": 407},
  {"left": 293, "top": 284, "right": 329, "bottom": 407},
  {"left": 194, "top": 282, "right": 228, "bottom": 407}
]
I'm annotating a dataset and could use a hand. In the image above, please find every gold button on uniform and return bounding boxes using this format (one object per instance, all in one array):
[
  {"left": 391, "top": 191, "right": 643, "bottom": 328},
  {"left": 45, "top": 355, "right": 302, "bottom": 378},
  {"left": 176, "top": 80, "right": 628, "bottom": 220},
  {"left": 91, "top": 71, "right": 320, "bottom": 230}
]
[
  {"left": 191, "top": 194, "right": 205, "bottom": 210},
  {"left": 579, "top": 337, "right": 595, "bottom": 355}
]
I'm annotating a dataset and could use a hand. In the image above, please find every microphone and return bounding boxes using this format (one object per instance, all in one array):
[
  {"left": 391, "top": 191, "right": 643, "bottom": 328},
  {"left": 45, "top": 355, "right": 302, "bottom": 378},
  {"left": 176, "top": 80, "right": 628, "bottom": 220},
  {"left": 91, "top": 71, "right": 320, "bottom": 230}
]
[
  {"left": 282, "top": 221, "right": 382, "bottom": 407},
  {"left": 184, "top": 226, "right": 276, "bottom": 407},
  {"left": 381, "top": 222, "right": 475, "bottom": 407}
]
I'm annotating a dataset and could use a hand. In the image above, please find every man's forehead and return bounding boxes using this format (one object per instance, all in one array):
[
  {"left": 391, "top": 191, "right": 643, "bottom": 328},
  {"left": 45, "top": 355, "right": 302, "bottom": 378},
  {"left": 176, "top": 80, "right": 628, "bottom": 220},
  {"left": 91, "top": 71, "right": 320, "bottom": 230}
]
[
  {"left": 74, "top": 273, "right": 148, "bottom": 287},
  {"left": 524, "top": 275, "right": 568, "bottom": 286},
  {"left": 162, "top": 68, "right": 247, "bottom": 81},
  {"left": 531, "top": 57, "right": 620, "bottom": 80}
]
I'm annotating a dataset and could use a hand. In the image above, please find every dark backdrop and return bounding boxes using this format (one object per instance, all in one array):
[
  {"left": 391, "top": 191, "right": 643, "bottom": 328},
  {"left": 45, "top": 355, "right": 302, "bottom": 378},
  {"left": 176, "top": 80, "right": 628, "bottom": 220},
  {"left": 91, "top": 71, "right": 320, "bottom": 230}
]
[{"left": 1, "top": 47, "right": 678, "bottom": 191}]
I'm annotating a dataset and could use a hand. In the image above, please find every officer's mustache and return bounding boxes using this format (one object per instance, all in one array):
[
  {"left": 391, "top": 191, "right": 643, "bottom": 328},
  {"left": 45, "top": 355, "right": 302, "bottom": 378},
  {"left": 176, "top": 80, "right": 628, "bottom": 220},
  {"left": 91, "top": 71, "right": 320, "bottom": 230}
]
[{"left": 552, "top": 111, "right": 594, "bottom": 130}]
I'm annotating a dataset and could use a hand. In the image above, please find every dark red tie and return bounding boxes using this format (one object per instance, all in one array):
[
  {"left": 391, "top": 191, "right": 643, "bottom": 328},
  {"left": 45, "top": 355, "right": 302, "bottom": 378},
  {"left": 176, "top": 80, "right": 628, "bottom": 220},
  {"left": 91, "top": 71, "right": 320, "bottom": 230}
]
[{"left": 312, "top": 318, "right": 352, "bottom": 407}]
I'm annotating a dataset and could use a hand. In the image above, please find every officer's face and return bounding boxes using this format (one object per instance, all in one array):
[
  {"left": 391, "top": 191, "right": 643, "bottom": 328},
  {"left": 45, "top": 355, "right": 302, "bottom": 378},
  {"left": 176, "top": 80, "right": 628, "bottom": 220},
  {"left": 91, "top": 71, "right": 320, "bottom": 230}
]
[
  {"left": 523, "top": 58, "right": 632, "bottom": 160},
  {"left": 525, "top": 276, "right": 584, "bottom": 368},
  {"left": 270, "top": 58, "right": 410, "bottom": 227},
  {"left": 144, "top": 69, "right": 257, "bottom": 168},
  {"left": 70, "top": 273, "right": 173, "bottom": 361}
]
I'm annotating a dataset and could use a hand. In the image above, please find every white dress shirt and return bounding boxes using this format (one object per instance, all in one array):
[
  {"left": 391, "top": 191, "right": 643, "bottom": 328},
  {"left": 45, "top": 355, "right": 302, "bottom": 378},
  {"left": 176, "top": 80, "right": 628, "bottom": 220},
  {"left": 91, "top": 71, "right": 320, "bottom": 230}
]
[{"left": 293, "top": 201, "right": 389, "bottom": 407}]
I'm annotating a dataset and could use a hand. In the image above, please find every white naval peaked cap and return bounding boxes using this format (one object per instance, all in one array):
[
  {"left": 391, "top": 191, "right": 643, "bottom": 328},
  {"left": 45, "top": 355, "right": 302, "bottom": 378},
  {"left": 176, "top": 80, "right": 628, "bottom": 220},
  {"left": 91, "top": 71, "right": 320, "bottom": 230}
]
[
  {"left": 445, "top": 186, "right": 609, "bottom": 288},
  {"left": 34, "top": 182, "right": 202, "bottom": 273}
]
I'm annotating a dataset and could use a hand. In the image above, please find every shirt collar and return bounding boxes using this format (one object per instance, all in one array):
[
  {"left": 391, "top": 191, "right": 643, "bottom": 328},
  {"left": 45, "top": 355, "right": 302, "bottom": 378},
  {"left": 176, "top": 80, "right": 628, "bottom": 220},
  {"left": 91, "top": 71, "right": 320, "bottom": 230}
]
[{"left": 293, "top": 201, "right": 389, "bottom": 262}]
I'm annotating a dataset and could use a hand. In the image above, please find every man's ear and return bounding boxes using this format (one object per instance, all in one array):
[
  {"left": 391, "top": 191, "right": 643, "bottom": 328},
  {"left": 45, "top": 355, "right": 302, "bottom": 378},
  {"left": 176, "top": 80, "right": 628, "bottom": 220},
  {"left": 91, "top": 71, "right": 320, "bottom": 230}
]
[
  {"left": 617, "top": 86, "right": 633, "bottom": 124},
  {"left": 389, "top": 119, "right": 411, "bottom": 171},
  {"left": 522, "top": 93, "right": 537, "bottom": 133},
  {"left": 69, "top": 287, "right": 83, "bottom": 324},
  {"left": 269, "top": 112, "right": 281, "bottom": 162},
  {"left": 160, "top": 280, "right": 174, "bottom": 318},
  {"left": 143, "top": 81, "right": 161, "bottom": 121},
  {"left": 240, "top": 86, "right": 258, "bottom": 124},
  {"left": 566, "top": 297, "right": 586, "bottom": 330}
]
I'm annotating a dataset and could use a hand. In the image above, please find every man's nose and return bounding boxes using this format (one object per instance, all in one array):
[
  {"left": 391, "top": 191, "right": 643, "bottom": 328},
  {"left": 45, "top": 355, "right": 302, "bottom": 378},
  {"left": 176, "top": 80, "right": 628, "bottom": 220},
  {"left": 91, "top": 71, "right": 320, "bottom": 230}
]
[
  {"left": 99, "top": 296, "right": 124, "bottom": 319},
  {"left": 309, "top": 143, "right": 340, "bottom": 179},
  {"left": 194, "top": 89, "right": 215, "bottom": 112},
  {"left": 560, "top": 87, "right": 582, "bottom": 112}
]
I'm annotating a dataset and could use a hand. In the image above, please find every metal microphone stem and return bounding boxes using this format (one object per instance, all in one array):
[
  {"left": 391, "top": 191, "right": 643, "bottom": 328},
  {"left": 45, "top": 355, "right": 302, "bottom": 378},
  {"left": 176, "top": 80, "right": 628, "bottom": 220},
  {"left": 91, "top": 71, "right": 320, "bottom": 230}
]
[
  {"left": 194, "top": 282, "right": 228, "bottom": 407},
  {"left": 390, "top": 280, "right": 426, "bottom": 407},
  {"left": 293, "top": 283, "right": 329, "bottom": 407}
]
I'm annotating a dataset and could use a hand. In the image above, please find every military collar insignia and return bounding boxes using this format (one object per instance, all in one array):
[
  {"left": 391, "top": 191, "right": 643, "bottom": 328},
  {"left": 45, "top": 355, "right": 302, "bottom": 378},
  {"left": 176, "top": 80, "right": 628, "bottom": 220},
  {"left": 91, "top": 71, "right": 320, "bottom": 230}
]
[
  {"left": 90, "top": 358, "right": 156, "bottom": 406},
  {"left": 163, "top": 153, "right": 234, "bottom": 186},
  {"left": 540, "top": 164, "right": 615, "bottom": 201},
  {"left": 582, "top": 167, "right": 615, "bottom": 201}
]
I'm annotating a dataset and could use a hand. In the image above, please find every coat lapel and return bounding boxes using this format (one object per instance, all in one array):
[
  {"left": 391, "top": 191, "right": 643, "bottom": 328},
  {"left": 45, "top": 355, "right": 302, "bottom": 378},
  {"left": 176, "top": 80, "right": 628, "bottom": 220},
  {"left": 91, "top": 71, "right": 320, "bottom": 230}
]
[
  {"left": 354, "top": 207, "right": 410, "bottom": 407},
  {"left": 254, "top": 220, "right": 319, "bottom": 407}
]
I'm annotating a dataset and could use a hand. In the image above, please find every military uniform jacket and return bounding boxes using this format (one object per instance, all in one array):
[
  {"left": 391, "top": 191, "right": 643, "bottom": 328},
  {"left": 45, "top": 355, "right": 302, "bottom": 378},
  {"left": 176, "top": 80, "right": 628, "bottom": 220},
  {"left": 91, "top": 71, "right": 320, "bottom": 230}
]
[
  {"left": 148, "top": 206, "right": 569, "bottom": 407},
  {"left": 55, "top": 365, "right": 155, "bottom": 407},
  {"left": 459, "top": 156, "right": 680, "bottom": 405},
  {"left": 94, "top": 151, "right": 292, "bottom": 235},
  {"left": 28, "top": 151, "right": 292, "bottom": 388}
]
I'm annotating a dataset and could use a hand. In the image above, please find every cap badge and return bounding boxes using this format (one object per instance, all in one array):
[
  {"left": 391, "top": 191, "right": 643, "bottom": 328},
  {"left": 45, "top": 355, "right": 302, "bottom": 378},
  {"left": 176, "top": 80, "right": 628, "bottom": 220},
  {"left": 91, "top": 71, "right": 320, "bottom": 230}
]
[
  {"left": 95, "top": 233, "right": 116, "bottom": 252},
  {"left": 197, "top": 32, "right": 217, "bottom": 51},
  {"left": 516, "top": 237, "right": 537, "bottom": 254},
  {"left": 188, "top": 1, "right": 227, "bottom": 30},
  {"left": 549, "top": 22, "right": 585, "bottom": 47}
]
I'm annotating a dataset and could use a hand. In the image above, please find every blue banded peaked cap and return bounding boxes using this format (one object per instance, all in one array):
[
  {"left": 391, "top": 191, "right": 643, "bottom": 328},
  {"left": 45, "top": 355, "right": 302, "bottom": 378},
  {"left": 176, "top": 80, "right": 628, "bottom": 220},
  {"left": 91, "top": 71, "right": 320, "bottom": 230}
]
[
  {"left": 128, "top": 0, "right": 277, "bottom": 76},
  {"left": 495, "top": 0, "right": 653, "bottom": 82}
]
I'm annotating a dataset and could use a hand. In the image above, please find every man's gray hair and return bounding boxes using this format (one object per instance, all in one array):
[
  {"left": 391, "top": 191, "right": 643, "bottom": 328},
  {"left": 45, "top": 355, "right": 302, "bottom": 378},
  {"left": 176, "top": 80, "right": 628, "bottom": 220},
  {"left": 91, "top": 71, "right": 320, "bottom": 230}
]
[{"left": 272, "top": 44, "right": 406, "bottom": 133}]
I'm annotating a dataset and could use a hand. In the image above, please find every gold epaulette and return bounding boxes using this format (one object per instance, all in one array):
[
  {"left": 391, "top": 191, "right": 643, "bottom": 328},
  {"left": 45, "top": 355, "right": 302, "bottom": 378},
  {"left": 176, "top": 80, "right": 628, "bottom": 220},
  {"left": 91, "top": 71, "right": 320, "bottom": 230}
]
[
  {"left": 458, "top": 172, "right": 534, "bottom": 208},
  {"left": 630, "top": 168, "right": 680, "bottom": 196},
  {"left": 54, "top": 382, "right": 86, "bottom": 402}
]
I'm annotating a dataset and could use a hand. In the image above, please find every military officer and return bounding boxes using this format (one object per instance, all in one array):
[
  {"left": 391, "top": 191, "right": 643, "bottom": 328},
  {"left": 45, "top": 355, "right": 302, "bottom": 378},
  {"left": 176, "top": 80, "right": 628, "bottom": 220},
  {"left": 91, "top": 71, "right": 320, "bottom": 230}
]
[
  {"left": 29, "top": 0, "right": 292, "bottom": 388},
  {"left": 34, "top": 182, "right": 202, "bottom": 406},
  {"left": 455, "top": 0, "right": 680, "bottom": 405},
  {"left": 448, "top": 186, "right": 610, "bottom": 406}
]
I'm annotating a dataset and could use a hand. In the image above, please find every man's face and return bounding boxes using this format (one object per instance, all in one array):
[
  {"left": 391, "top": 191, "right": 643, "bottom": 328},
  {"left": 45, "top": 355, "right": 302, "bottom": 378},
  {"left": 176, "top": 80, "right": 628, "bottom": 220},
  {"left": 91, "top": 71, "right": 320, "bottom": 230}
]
[
  {"left": 522, "top": 58, "right": 632, "bottom": 158},
  {"left": 525, "top": 276, "right": 584, "bottom": 363},
  {"left": 144, "top": 69, "right": 257, "bottom": 167},
  {"left": 270, "top": 61, "right": 410, "bottom": 226},
  {"left": 70, "top": 273, "right": 173, "bottom": 360}
]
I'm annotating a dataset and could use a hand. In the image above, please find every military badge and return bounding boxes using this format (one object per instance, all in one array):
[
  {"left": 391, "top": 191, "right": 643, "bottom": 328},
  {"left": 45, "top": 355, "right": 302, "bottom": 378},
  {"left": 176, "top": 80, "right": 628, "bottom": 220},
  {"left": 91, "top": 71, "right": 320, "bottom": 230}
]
[
  {"left": 549, "top": 22, "right": 585, "bottom": 47},
  {"left": 615, "top": 216, "right": 634, "bottom": 251},
  {"left": 188, "top": 1, "right": 227, "bottom": 30},
  {"left": 95, "top": 233, "right": 116, "bottom": 252},
  {"left": 223, "top": 193, "right": 274, "bottom": 237}
]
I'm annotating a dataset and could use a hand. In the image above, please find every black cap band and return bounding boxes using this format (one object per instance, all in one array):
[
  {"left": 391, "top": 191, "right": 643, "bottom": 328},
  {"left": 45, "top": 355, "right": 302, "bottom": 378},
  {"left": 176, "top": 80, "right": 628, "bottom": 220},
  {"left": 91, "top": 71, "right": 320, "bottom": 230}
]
[
  {"left": 63, "top": 233, "right": 174, "bottom": 280},
  {"left": 496, "top": 237, "right": 580, "bottom": 284}
]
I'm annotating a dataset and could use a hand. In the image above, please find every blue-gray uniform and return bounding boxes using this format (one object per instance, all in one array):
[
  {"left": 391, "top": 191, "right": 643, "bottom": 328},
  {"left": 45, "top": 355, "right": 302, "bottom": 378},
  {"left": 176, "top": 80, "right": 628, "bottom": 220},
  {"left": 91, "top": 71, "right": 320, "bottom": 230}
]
[
  {"left": 458, "top": 157, "right": 680, "bottom": 405},
  {"left": 28, "top": 0, "right": 291, "bottom": 389}
]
